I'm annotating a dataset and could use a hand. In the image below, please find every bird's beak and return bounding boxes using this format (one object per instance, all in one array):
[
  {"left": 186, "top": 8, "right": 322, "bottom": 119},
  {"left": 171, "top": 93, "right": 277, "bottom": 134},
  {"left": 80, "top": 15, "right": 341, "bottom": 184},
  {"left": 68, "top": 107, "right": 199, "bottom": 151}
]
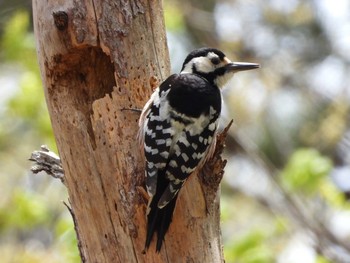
[{"left": 224, "top": 62, "right": 260, "bottom": 72}]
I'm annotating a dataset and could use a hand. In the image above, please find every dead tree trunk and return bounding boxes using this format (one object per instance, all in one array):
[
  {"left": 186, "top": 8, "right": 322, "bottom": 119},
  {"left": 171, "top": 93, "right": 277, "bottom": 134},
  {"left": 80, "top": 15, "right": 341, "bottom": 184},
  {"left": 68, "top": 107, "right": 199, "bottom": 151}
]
[{"left": 33, "top": 0, "right": 224, "bottom": 262}]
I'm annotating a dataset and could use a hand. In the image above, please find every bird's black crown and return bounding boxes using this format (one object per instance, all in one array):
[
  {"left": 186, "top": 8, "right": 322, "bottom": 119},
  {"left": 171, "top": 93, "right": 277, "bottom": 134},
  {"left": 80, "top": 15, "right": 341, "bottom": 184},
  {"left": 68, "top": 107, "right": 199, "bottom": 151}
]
[{"left": 181, "top": 47, "right": 226, "bottom": 71}]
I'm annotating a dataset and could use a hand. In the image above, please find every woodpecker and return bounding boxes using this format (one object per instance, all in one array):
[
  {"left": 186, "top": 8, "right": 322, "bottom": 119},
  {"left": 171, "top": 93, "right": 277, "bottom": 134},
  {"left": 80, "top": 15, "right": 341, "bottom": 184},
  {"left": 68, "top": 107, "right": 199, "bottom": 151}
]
[{"left": 138, "top": 47, "right": 259, "bottom": 252}]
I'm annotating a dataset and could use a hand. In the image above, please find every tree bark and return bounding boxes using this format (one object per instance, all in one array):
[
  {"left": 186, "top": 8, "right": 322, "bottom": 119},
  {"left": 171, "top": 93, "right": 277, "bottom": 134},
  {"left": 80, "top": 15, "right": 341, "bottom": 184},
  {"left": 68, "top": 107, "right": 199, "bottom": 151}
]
[{"left": 33, "top": 1, "right": 224, "bottom": 262}]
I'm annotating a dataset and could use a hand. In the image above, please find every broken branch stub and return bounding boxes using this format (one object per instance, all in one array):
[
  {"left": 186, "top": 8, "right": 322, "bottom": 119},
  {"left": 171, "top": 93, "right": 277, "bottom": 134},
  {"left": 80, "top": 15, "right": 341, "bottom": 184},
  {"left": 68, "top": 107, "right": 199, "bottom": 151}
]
[{"left": 29, "top": 145, "right": 65, "bottom": 185}]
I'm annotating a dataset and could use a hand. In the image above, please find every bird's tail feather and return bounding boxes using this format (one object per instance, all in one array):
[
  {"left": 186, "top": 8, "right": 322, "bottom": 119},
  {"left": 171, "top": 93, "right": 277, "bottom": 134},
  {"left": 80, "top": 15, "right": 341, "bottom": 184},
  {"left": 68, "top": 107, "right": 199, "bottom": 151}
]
[
  {"left": 145, "top": 172, "right": 178, "bottom": 252},
  {"left": 156, "top": 195, "right": 178, "bottom": 251}
]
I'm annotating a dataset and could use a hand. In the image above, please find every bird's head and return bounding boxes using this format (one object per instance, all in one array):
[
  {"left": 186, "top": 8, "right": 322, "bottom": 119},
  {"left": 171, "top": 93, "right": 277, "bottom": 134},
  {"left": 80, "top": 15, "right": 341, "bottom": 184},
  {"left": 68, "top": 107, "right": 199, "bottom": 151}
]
[{"left": 181, "top": 47, "right": 259, "bottom": 88}]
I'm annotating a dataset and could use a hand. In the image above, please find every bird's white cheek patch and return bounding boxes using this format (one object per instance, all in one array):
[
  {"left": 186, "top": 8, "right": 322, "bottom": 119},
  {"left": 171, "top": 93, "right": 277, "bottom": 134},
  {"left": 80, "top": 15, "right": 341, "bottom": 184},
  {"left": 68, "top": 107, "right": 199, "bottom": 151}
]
[
  {"left": 182, "top": 57, "right": 214, "bottom": 74},
  {"left": 195, "top": 57, "right": 214, "bottom": 73},
  {"left": 215, "top": 72, "right": 235, "bottom": 89}
]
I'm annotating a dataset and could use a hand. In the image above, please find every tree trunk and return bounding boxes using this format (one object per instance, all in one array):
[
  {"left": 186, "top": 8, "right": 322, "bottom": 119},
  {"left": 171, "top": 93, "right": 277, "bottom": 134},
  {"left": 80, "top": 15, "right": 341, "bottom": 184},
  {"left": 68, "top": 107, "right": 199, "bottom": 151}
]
[{"left": 32, "top": 0, "right": 224, "bottom": 262}]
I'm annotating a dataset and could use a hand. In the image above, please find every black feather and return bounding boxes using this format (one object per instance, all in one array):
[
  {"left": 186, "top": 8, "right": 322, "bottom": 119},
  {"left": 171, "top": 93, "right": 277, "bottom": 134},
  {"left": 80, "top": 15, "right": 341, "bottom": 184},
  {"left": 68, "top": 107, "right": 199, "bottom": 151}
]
[
  {"left": 166, "top": 74, "right": 221, "bottom": 118},
  {"left": 145, "top": 170, "right": 178, "bottom": 252}
]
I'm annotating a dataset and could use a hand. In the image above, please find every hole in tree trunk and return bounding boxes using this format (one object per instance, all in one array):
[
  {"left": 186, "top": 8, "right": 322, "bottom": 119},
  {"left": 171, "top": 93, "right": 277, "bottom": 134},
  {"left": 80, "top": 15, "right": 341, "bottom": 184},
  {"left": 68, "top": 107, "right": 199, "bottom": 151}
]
[{"left": 49, "top": 47, "right": 115, "bottom": 149}]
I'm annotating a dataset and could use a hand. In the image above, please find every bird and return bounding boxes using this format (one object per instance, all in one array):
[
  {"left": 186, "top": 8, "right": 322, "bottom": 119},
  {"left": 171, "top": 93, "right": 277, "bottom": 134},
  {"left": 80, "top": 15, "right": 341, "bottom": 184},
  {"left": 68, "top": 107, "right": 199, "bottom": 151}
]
[{"left": 138, "top": 47, "right": 259, "bottom": 252}]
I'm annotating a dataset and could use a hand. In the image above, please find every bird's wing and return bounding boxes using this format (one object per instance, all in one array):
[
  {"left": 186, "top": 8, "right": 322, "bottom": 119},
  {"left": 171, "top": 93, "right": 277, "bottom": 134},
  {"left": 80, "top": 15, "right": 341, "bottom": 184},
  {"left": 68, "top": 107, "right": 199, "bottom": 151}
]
[
  {"left": 140, "top": 76, "right": 176, "bottom": 197},
  {"left": 157, "top": 115, "right": 219, "bottom": 208},
  {"left": 138, "top": 87, "right": 160, "bottom": 148}
]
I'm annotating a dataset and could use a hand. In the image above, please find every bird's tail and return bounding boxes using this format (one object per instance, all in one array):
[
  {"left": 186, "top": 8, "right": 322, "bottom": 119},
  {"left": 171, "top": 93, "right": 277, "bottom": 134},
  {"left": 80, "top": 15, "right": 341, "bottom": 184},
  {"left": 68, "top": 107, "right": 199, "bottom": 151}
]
[{"left": 144, "top": 173, "right": 178, "bottom": 252}]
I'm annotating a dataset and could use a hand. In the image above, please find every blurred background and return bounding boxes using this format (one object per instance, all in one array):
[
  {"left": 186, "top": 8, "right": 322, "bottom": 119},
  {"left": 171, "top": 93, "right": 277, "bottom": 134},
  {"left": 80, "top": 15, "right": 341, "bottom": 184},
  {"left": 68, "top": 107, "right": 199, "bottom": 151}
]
[{"left": 1, "top": 0, "right": 350, "bottom": 262}]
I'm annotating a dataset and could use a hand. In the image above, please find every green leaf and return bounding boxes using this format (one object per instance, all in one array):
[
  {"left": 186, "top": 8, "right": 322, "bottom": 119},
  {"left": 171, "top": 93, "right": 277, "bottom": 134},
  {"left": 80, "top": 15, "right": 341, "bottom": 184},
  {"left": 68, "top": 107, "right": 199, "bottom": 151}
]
[
  {"left": 1, "top": 11, "right": 56, "bottom": 149},
  {"left": 164, "top": 2, "right": 185, "bottom": 32},
  {"left": 281, "top": 148, "right": 333, "bottom": 194},
  {"left": 4, "top": 190, "right": 49, "bottom": 230},
  {"left": 1, "top": 10, "right": 37, "bottom": 70},
  {"left": 225, "top": 230, "right": 274, "bottom": 263}
]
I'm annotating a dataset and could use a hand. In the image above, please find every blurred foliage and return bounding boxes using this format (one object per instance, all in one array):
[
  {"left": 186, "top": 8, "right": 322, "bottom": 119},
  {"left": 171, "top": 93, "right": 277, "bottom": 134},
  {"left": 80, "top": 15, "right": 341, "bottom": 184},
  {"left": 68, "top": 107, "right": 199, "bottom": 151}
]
[
  {"left": 0, "top": 189, "right": 50, "bottom": 231},
  {"left": 281, "top": 148, "right": 332, "bottom": 194},
  {"left": 225, "top": 229, "right": 274, "bottom": 263},
  {"left": 0, "top": 10, "right": 55, "bottom": 149},
  {"left": 1, "top": 10, "right": 36, "bottom": 68},
  {"left": 299, "top": 99, "right": 349, "bottom": 153},
  {"left": 0, "top": 10, "right": 78, "bottom": 263},
  {"left": 163, "top": 1, "right": 185, "bottom": 32}
]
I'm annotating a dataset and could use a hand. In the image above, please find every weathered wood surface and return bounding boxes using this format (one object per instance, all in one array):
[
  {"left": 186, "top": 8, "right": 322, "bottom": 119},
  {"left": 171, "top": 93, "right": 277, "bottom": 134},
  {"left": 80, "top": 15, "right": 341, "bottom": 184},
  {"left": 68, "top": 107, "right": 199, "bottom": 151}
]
[{"left": 33, "top": 1, "right": 225, "bottom": 262}]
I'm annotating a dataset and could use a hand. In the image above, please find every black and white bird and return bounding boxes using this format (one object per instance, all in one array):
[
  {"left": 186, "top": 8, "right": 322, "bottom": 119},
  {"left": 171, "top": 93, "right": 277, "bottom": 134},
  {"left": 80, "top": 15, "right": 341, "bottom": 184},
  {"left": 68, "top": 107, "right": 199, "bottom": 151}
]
[{"left": 138, "top": 47, "right": 259, "bottom": 252}]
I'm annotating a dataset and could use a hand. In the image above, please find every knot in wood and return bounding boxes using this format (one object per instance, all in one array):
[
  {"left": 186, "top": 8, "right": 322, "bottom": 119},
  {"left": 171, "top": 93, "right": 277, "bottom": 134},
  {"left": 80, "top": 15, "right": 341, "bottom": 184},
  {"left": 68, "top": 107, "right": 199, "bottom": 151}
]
[{"left": 53, "top": 11, "right": 68, "bottom": 31}]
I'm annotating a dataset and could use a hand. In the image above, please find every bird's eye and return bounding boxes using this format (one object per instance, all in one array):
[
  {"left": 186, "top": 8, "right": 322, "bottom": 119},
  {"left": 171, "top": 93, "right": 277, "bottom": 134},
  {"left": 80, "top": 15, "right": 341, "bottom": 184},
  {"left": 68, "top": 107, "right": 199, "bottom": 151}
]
[{"left": 211, "top": 57, "right": 221, "bottom": 65}]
